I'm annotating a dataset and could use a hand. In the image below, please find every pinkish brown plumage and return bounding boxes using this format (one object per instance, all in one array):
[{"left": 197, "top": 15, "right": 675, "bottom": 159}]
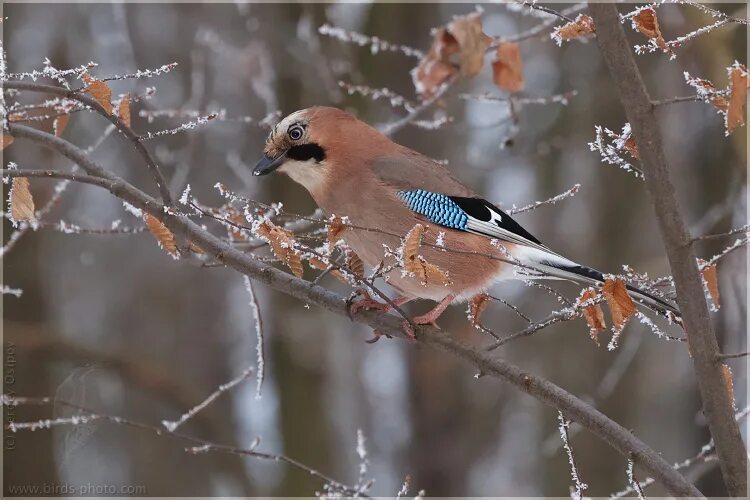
[{"left": 253, "top": 106, "right": 680, "bottom": 326}]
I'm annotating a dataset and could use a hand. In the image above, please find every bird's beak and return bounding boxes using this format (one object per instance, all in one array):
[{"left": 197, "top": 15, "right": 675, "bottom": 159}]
[{"left": 253, "top": 151, "right": 287, "bottom": 176}]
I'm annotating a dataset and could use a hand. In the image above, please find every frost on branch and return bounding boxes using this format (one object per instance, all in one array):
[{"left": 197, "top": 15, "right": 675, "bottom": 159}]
[
  {"left": 318, "top": 24, "right": 423, "bottom": 59},
  {"left": 628, "top": 6, "right": 671, "bottom": 57},
  {"left": 558, "top": 411, "right": 588, "bottom": 500},
  {"left": 589, "top": 123, "right": 644, "bottom": 179}
]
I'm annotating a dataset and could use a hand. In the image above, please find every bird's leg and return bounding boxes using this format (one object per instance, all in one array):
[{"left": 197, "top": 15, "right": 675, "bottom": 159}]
[
  {"left": 410, "top": 294, "right": 456, "bottom": 329},
  {"left": 347, "top": 288, "right": 412, "bottom": 318}
]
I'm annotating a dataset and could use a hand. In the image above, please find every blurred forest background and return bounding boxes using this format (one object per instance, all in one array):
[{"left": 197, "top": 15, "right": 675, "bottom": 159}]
[{"left": 3, "top": 2, "right": 747, "bottom": 497}]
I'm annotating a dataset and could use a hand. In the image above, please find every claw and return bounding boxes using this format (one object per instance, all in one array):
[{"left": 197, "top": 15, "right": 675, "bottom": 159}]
[
  {"left": 365, "top": 329, "right": 393, "bottom": 344},
  {"left": 347, "top": 288, "right": 391, "bottom": 320}
]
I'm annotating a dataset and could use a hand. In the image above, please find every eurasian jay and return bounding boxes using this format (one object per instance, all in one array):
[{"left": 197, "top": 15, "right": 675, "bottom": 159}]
[{"left": 253, "top": 106, "right": 679, "bottom": 326}]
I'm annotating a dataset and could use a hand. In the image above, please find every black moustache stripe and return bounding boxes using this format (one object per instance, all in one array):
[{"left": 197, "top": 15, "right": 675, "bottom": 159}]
[{"left": 287, "top": 143, "right": 326, "bottom": 162}]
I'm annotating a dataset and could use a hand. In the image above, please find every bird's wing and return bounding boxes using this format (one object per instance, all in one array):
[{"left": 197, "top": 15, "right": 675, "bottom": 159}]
[
  {"left": 368, "top": 151, "right": 477, "bottom": 197},
  {"left": 397, "top": 188, "right": 554, "bottom": 255}
]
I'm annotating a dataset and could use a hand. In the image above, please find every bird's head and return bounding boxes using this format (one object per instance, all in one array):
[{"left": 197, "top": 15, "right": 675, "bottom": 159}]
[{"left": 253, "top": 106, "right": 379, "bottom": 193}]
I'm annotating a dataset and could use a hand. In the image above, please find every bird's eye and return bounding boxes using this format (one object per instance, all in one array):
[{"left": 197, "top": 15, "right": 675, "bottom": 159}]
[{"left": 288, "top": 125, "right": 304, "bottom": 141}]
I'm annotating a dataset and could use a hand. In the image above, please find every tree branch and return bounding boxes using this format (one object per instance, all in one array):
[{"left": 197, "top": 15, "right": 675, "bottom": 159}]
[
  {"left": 3, "top": 80, "right": 174, "bottom": 205},
  {"left": 7, "top": 120, "right": 702, "bottom": 498},
  {"left": 589, "top": 3, "right": 747, "bottom": 496}
]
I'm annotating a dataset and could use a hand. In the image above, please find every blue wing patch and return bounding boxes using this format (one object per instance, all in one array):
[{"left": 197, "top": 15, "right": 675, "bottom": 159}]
[{"left": 397, "top": 189, "right": 468, "bottom": 230}]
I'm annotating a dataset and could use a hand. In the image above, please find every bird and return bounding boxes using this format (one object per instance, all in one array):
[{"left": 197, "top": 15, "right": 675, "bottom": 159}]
[{"left": 253, "top": 106, "right": 679, "bottom": 328}]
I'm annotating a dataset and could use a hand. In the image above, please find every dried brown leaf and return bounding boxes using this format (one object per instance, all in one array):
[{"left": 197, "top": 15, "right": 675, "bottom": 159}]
[
  {"left": 1, "top": 133, "right": 13, "bottom": 150},
  {"left": 633, "top": 7, "right": 667, "bottom": 49},
  {"left": 118, "top": 94, "right": 131, "bottom": 128},
  {"left": 726, "top": 64, "right": 747, "bottom": 135},
  {"left": 403, "top": 224, "right": 426, "bottom": 280},
  {"left": 412, "top": 28, "right": 460, "bottom": 98},
  {"left": 556, "top": 14, "right": 595, "bottom": 41},
  {"left": 327, "top": 215, "right": 347, "bottom": 246},
  {"left": 701, "top": 262, "right": 720, "bottom": 308},
  {"left": 423, "top": 259, "right": 451, "bottom": 285},
  {"left": 53, "top": 114, "right": 70, "bottom": 137},
  {"left": 144, "top": 213, "right": 178, "bottom": 257},
  {"left": 257, "top": 221, "right": 303, "bottom": 277},
  {"left": 492, "top": 42, "right": 524, "bottom": 93},
  {"left": 603, "top": 278, "right": 636, "bottom": 331},
  {"left": 623, "top": 136, "right": 639, "bottom": 159},
  {"left": 347, "top": 251, "right": 364, "bottom": 277},
  {"left": 721, "top": 363, "right": 736, "bottom": 408},
  {"left": 469, "top": 293, "right": 490, "bottom": 326},
  {"left": 10, "top": 177, "right": 35, "bottom": 222},
  {"left": 577, "top": 288, "right": 606, "bottom": 346},
  {"left": 447, "top": 11, "right": 492, "bottom": 78},
  {"left": 83, "top": 77, "right": 113, "bottom": 115}
]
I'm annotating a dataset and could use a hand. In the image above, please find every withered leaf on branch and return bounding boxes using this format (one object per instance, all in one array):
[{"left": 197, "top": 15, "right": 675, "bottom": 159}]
[
  {"left": 492, "top": 42, "right": 524, "bottom": 93},
  {"left": 468, "top": 293, "right": 490, "bottom": 327},
  {"left": 554, "top": 14, "right": 595, "bottom": 43},
  {"left": 1, "top": 133, "right": 13, "bottom": 150},
  {"left": 447, "top": 11, "right": 492, "bottom": 78},
  {"left": 632, "top": 7, "right": 667, "bottom": 50},
  {"left": 256, "top": 221, "right": 304, "bottom": 278},
  {"left": 402, "top": 224, "right": 451, "bottom": 285},
  {"left": 327, "top": 215, "right": 347, "bottom": 247},
  {"left": 53, "top": 114, "right": 70, "bottom": 137},
  {"left": 144, "top": 213, "right": 178, "bottom": 257},
  {"left": 577, "top": 288, "right": 606, "bottom": 346},
  {"left": 700, "top": 261, "right": 720, "bottom": 309},
  {"left": 411, "top": 11, "right": 491, "bottom": 97},
  {"left": 721, "top": 363, "right": 736, "bottom": 408},
  {"left": 118, "top": 94, "right": 132, "bottom": 128},
  {"left": 602, "top": 278, "right": 636, "bottom": 332},
  {"left": 346, "top": 250, "right": 364, "bottom": 278},
  {"left": 10, "top": 177, "right": 35, "bottom": 223},
  {"left": 623, "top": 136, "right": 639, "bottom": 159},
  {"left": 726, "top": 64, "right": 748, "bottom": 135},
  {"left": 82, "top": 73, "right": 113, "bottom": 115}
]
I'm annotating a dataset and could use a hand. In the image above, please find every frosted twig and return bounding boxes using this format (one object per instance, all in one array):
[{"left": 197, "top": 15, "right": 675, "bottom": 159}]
[
  {"left": 0, "top": 124, "right": 116, "bottom": 259},
  {"left": 558, "top": 411, "right": 588, "bottom": 500},
  {"left": 626, "top": 457, "right": 646, "bottom": 500},
  {"left": 609, "top": 405, "right": 750, "bottom": 498},
  {"left": 512, "top": 0, "right": 575, "bottom": 23},
  {"left": 459, "top": 90, "right": 577, "bottom": 108},
  {"left": 354, "top": 429, "right": 373, "bottom": 495},
  {"left": 692, "top": 224, "right": 749, "bottom": 242},
  {"left": 508, "top": 183, "right": 581, "bottom": 215},
  {"left": 318, "top": 24, "right": 424, "bottom": 59},
  {"left": 161, "top": 366, "right": 254, "bottom": 432},
  {"left": 7, "top": 60, "right": 97, "bottom": 86},
  {"left": 140, "top": 113, "right": 218, "bottom": 140},
  {"left": 4, "top": 394, "right": 367, "bottom": 497},
  {"left": 589, "top": 123, "right": 644, "bottom": 179},
  {"left": 139, "top": 108, "right": 280, "bottom": 127},
  {"left": 97, "top": 62, "right": 178, "bottom": 83},
  {"left": 339, "top": 82, "right": 417, "bottom": 112},
  {"left": 488, "top": 295, "right": 531, "bottom": 322},
  {"left": 381, "top": 74, "right": 458, "bottom": 136},
  {"left": 1, "top": 285, "right": 23, "bottom": 297},
  {"left": 496, "top": 3, "right": 587, "bottom": 44},
  {"left": 243, "top": 276, "right": 265, "bottom": 399},
  {"left": 7, "top": 414, "right": 100, "bottom": 432},
  {"left": 701, "top": 237, "right": 748, "bottom": 267}
]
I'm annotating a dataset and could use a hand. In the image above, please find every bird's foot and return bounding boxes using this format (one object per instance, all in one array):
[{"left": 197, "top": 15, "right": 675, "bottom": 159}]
[
  {"left": 346, "top": 288, "right": 392, "bottom": 319},
  {"left": 409, "top": 294, "right": 456, "bottom": 330},
  {"left": 365, "top": 329, "right": 393, "bottom": 344},
  {"left": 401, "top": 321, "right": 417, "bottom": 341}
]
